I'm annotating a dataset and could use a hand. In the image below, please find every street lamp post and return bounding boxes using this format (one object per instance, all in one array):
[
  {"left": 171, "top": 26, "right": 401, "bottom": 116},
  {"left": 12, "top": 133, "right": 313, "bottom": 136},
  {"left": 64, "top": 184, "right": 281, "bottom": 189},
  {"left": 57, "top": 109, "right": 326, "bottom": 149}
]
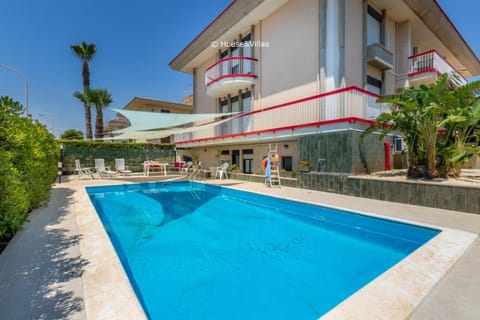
[
  {"left": 0, "top": 63, "right": 29, "bottom": 116},
  {"left": 58, "top": 143, "right": 64, "bottom": 184}
]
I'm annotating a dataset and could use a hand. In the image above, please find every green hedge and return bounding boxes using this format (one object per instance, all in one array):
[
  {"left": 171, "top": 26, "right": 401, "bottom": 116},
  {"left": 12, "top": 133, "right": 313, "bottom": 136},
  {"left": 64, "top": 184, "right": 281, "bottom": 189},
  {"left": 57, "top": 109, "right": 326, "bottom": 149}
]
[
  {"left": 59, "top": 140, "right": 175, "bottom": 173},
  {"left": 0, "top": 96, "right": 58, "bottom": 240}
]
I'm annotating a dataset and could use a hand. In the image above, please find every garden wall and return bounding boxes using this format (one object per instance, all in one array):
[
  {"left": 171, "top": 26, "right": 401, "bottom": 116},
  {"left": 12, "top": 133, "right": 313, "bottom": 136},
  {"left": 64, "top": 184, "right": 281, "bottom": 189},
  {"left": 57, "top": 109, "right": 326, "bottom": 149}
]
[
  {"left": 59, "top": 140, "right": 175, "bottom": 173},
  {"left": 228, "top": 172, "right": 479, "bottom": 214},
  {"left": 298, "top": 130, "right": 394, "bottom": 174}
]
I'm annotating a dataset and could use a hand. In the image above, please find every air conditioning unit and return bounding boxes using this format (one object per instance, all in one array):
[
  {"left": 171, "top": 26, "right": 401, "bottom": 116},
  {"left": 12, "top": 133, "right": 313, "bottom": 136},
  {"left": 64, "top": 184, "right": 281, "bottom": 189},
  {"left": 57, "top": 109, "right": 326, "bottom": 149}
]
[{"left": 393, "top": 138, "right": 406, "bottom": 153}]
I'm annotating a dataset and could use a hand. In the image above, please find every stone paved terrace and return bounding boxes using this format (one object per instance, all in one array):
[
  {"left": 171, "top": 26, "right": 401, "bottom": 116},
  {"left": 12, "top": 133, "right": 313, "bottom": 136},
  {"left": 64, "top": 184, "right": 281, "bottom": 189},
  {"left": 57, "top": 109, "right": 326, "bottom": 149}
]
[{"left": 0, "top": 174, "right": 479, "bottom": 319}]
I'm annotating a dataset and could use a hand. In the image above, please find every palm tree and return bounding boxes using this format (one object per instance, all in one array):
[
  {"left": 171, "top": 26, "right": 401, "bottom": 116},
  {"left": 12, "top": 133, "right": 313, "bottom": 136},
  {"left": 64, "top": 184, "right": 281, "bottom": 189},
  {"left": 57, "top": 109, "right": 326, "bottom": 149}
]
[
  {"left": 71, "top": 41, "right": 97, "bottom": 140},
  {"left": 89, "top": 89, "right": 113, "bottom": 139},
  {"left": 73, "top": 89, "right": 112, "bottom": 139}
]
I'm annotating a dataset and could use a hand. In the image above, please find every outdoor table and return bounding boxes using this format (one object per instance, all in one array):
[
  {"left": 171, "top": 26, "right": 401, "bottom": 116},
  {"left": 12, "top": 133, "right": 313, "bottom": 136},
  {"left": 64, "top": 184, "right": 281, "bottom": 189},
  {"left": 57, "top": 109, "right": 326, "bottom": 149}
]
[{"left": 143, "top": 162, "right": 168, "bottom": 176}]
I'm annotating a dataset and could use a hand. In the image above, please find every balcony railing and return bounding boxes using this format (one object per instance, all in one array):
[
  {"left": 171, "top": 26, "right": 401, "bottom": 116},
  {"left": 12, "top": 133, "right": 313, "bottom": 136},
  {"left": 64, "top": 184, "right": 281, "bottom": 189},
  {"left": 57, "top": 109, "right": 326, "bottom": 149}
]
[
  {"left": 205, "top": 57, "right": 258, "bottom": 97},
  {"left": 174, "top": 86, "right": 387, "bottom": 144},
  {"left": 408, "top": 50, "right": 467, "bottom": 87}
]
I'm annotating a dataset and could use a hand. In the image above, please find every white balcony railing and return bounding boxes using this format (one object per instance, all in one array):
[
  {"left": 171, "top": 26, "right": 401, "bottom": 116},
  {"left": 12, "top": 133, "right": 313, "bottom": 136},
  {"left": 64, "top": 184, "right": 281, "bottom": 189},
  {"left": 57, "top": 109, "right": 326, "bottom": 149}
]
[
  {"left": 174, "top": 86, "right": 387, "bottom": 144},
  {"left": 205, "top": 57, "right": 258, "bottom": 97},
  {"left": 408, "top": 50, "right": 467, "bottom": 87}
]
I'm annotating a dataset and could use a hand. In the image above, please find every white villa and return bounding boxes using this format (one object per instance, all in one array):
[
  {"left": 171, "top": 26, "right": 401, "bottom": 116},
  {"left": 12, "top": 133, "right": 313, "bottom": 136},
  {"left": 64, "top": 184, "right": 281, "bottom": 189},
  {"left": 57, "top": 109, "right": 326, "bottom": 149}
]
[{"left": 169, "top": 0, "right": 480, "bottom": 174}]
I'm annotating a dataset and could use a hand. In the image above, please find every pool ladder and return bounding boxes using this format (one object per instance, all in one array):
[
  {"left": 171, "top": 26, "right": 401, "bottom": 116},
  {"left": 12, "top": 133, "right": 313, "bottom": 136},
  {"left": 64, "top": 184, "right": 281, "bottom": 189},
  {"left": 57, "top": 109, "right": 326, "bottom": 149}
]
[
  {"left": 187, "top": 169, "right": 201, "bottom": 199},
  {"left": 188, "top": 168, "right": 201, "bottom": 182}
]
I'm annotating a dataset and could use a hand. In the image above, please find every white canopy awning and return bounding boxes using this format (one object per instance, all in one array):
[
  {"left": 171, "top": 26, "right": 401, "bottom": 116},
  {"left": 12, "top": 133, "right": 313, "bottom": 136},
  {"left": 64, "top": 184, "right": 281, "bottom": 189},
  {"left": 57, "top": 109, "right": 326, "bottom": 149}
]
[
  {"left": 109, "top": 108, "right": 239, "bottom": 133},
  {"left": 104, "top": 109, "right": 240, "bottom": 141}
]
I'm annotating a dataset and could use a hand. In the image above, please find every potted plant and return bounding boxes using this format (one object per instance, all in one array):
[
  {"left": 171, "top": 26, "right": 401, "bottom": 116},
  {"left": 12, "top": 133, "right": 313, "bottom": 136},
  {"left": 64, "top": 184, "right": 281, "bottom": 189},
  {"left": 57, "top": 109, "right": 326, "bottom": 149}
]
[
  {"left": 192, "top": 152, "right": 200, "bottom": 168},
  {"left": 299, "top": 160, "right": 311, "bottom": 172},
  {"left": 214, "top": 149, "right": 222, "bottom": 165},
  {"left": 230, "top": 164, "right": 239, "bottom": 173}
]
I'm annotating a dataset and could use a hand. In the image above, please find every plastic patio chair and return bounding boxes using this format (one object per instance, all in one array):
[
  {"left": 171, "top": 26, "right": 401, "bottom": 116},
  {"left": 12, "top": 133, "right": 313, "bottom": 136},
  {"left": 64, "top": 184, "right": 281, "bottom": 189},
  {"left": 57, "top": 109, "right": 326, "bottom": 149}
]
[
  {"left": 74, "top": 159, "right": 94, "bottom": 179},
  {"left": 115, "top": 158, "right": 132, "bottom": 176},
  {"left": 182, "top": 161, "right": 193, "bottom": 174},
  {"left": 215, "top": 162, "right": 229, "bottom": 180},
  {"left": 94, "top": 159, "right": 116, "bottom": 178}
]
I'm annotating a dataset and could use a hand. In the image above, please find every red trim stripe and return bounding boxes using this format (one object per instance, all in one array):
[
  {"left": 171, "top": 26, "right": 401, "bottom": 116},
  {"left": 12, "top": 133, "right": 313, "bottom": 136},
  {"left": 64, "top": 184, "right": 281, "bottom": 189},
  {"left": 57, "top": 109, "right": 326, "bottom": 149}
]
[
  {"left": 407, "top": 68, "right": 437, "bottom": 77},
  {"left": 243, "top": 86, "right": 380, "bottom": 117},
  {"left": 408, "top": 50, "right": 467, "bottom": 82},
  {"left": 206, "top": 74, "right": 258, "bottom": 87},
  {"left": 408, "top": 49, "right": 436, "bottom": 59},
  {"left": 175, "top": 117, "right": 376, "bottom": 145},
  {"left": 206, "top": 56, "right": 258, "bottom": 72}
]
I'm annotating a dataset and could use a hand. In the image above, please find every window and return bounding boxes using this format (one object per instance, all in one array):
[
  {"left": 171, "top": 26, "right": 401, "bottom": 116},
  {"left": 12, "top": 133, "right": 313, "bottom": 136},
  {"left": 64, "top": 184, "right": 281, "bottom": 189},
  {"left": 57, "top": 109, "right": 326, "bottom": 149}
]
[
  {"left": 231, "top": 96, "right": 241, "bottom": 134},
  {"left": 218, "top": 90, "right": 252, "bottom": 135},
  {"left": 242, "top": 149, "right": 253, "bottom": 174},
  {"left": 367, "top": 75, "right": 382, "bottom": 94},
  {"left": 243, "top": 159, "right": 253, "bottom": 174},
  {"left": 242, "top": 34, "right": 252, "bottom": 58},
  {"left": 220, "top": 50, "right": 229, "bottom": 76},
  {"left": 219, "top": 99, "right": 230, "bottom": 135},
  {"left": 242, "top": 91, "right": 252, "bottom": 132},
  {"left": 394, "top": 138, "right": 406, "bottom": 153},
  {"left": 231, "top": 46, "right": 240, "bottom": 74},
  {"left": 232, "top": 150, "right": 240, "bottom": 167},
  {"left": 367, "top": 6, "right": 382, "bottom": 46},
  {"left": 219, "top": 33, "right": 253, "bottom": 75},
  {"left": 367, "top": 75, "right": 382, "bottom": 119},
  {"left": 282, "top": 156, "right": 293, "bottom": 171}
]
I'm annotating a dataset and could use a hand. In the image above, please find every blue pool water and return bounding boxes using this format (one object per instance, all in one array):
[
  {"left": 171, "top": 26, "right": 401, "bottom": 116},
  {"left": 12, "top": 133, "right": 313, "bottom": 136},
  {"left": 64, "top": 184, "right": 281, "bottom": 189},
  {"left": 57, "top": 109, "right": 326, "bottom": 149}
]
[{"left": 87, "top": 182, "right": 439, "bottom": 320}]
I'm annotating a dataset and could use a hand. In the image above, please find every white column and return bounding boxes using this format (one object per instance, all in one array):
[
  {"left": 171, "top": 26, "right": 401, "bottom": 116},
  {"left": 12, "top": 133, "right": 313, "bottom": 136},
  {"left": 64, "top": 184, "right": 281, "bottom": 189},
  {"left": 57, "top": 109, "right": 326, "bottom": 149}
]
[{"left": 324, "top": 0, "right": 340, "bottom": 119}]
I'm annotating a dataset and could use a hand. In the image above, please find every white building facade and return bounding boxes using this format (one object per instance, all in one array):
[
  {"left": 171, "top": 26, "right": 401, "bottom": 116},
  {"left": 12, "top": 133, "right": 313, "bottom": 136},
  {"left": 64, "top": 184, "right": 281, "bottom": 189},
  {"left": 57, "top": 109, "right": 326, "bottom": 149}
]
[{"left": 169, "top": 0, "right": 480, "bottom": 174}]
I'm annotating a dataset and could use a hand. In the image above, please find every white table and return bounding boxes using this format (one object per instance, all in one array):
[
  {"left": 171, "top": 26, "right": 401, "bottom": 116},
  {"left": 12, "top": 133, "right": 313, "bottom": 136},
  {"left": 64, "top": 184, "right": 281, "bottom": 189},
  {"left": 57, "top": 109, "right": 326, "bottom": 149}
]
[{"left": 143, "top": 162, "right": 168, "bottom": 176}]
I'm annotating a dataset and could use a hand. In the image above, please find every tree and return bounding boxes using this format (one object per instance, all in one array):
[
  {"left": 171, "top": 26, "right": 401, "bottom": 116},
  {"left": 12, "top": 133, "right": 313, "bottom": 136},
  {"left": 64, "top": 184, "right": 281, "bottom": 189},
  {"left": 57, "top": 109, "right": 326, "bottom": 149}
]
[
  {"left": 436, "top": 81, "right": 480, "bottom": 176},
  {"left": 60, "top": 129, "right": 84, "bottom": 140},
  {"left": 71, "top": 41, "right": 97, "bottom": 140},
  {"left": 73, "top": 89, "right": 112, "bottom": 139},
  {"left": 363, "top": 74, "right": 480, "bottom": 178},
  {"left": 89, "top": 89, "right": 113, "bottom": 139},
  {"left": 362, "top": 86, "right": 425, "bottom": 176}
]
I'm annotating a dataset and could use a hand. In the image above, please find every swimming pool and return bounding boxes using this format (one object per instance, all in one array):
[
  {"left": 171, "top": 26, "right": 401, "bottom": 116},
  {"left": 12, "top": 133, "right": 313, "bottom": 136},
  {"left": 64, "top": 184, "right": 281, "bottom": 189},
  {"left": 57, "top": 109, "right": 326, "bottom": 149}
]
[{"left": 87, "top": 181, "right": 439, "bottom": 320}]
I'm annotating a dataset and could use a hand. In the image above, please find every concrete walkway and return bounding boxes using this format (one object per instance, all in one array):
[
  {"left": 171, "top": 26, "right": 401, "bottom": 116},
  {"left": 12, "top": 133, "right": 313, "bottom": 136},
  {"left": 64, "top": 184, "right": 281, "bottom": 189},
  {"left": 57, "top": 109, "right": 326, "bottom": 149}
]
[
  {"left": 0, "top": 186, "right": 86, "bottom": 319},
  {"left": 0, "top": 175, "right": 479, "bottom": 319}
]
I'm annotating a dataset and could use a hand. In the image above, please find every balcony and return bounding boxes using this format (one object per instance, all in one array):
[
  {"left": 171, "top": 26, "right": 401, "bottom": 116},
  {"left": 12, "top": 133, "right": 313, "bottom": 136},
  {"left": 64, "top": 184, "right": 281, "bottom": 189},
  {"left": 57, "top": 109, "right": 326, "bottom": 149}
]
[
  {"left": 174, "top": 87, "right": 388, "bottom": 146},
  {"left": 205, "top": 57, "right": 258, "bottom": 97},
  {"left": 367, "top": 43, "right": 393, "bottom": 70},
  {"left": 408, "top": 50, "right": 467, "bottom": 87}
]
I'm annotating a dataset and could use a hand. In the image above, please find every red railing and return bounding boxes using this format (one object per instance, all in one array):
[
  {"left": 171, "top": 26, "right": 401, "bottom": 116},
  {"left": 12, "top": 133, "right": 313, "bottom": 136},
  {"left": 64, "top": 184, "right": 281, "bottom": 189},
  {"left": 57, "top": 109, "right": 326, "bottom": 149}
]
[
  {"left": 205, "top": 56, "right": 258, "bottom": 87},
  {"left": 408, "top": 49, "right": 467, "bottom": 86}
]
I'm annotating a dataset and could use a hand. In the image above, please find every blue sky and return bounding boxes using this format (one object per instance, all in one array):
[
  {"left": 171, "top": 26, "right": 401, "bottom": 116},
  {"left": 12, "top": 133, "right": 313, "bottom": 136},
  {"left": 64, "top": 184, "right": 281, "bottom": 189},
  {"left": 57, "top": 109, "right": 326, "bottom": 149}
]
[{"left": 0, "top": 0, "right": 478, "bottom": 137}]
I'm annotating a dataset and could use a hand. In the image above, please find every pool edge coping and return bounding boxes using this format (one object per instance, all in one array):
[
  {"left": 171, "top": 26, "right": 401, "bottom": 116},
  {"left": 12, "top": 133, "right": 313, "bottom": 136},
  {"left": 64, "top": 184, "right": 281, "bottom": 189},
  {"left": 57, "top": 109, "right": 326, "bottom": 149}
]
[{"left": 74, "top": 180, "right": 148, "bottom": 320}]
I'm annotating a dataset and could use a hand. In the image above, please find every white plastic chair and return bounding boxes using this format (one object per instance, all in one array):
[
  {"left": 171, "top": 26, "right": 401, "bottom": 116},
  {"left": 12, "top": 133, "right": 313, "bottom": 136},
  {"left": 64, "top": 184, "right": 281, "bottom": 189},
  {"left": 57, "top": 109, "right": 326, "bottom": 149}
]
[
  {"left": 94, "top": 159, "right": 116, "bottom": 178},
  {"left": 74, "top": 159, "right": 94, "bottom": 179},
  {"left": 182, "top": 161, "right": 193, "bottom": 174},
  {"left": 115, "top": 158, "right": 132, "bottom": 176},
  {"left": 215, "top": 162, "right": 229, "bottom": 180}
]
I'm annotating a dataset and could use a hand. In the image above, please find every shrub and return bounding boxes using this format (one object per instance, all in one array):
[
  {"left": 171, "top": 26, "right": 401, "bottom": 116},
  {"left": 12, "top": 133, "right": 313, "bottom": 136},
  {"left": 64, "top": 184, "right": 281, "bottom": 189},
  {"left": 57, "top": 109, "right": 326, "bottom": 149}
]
[
  {"left": 0, "top": 154, "right": 29, "bottom": 239},
  {"left": 59, "top": 140, "right": 174, "bottom": 173},
  {"left": 0, "top": 96, "right": 57, "bottom": 240}
]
